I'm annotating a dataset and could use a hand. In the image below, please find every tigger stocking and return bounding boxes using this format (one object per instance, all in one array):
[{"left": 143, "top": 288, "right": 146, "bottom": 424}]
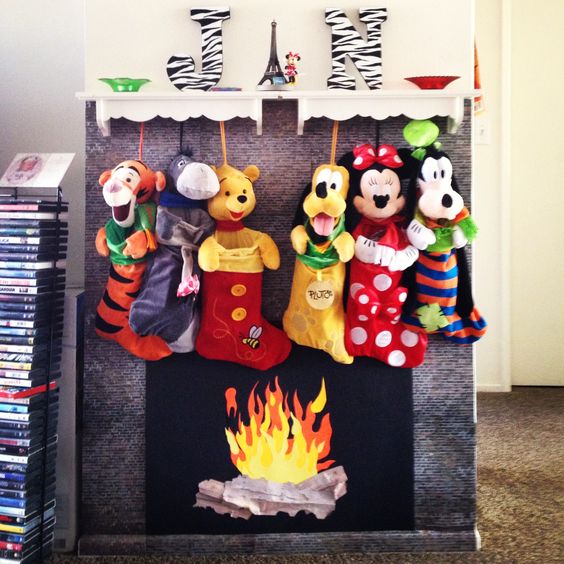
[
  {"left": 95, "top": 262, "right": 171, "bottom": 360},
  {"left": 94, "top": 159, "right": 171, "bottom": 361}
]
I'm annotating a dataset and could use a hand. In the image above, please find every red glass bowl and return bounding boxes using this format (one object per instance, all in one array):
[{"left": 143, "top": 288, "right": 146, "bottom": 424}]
[{"left": 404, "top": 76, "right": 460, "bottom": 90}]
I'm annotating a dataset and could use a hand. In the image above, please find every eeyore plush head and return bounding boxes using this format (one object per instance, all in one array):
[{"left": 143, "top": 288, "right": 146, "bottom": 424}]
[{"left": 161, "top": 150, "right": 220, "bottom": 206}]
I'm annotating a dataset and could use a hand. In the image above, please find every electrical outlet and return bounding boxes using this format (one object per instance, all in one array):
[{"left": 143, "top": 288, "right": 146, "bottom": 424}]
[{"left": 475, "top": 118, "right": 491, "bottom": 145}]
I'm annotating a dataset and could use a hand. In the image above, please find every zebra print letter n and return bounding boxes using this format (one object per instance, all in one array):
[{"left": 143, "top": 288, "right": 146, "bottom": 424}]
[
  {"left": 167, "top": 7, "right": 231, "bottom": 91},
  {"left": 325, "top": 8, "right": 388, "bottom": 90}
]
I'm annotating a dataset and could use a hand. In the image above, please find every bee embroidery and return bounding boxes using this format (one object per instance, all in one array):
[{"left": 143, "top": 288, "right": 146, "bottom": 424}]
[{"left": 242, "top": 325, "right": 262, "bottom": 349}]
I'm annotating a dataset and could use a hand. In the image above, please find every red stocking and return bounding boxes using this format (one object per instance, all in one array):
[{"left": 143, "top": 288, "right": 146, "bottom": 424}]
[
  {"left": 196, "top": 270, "right": 291, "bottom": 371},
  {"left": 345, "top": 259, "right": 427, "bottom": 368}
]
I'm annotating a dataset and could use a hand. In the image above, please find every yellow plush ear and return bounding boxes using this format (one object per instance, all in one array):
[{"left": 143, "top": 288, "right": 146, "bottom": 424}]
[
  {"left": 243, "top": 165, "right": 260, "bottom": 183},
  {"left": 155, "top": 171, "right": 166, "bottom": 192},
  {"left": 98, "top": 170, "right": 112, "bottom": 186}
]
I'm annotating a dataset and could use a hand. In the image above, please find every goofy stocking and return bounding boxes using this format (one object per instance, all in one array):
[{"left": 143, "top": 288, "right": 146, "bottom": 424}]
[{"left": 401, "top": 120, "right": 487, "bottom": 344}]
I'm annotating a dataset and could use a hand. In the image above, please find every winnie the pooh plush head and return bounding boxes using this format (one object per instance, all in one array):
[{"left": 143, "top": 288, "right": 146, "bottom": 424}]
[{"left": 207, "top": 163, "right": 260, "bottom": 222}]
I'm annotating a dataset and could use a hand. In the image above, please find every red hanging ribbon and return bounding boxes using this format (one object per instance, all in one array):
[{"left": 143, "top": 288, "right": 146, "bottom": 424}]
[{"left": 139, "top": 122, "right": 145, "bottom": 161}]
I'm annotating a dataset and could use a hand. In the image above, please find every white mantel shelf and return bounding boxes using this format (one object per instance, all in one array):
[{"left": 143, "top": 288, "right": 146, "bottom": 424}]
[{"left": 76, "top": 90, "right": 478, "bottom": 137}]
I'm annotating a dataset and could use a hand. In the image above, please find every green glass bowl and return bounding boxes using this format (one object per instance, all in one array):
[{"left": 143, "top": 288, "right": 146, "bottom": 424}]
[{"left": 98, "top": 78, "right": 151, "bottom": 92}]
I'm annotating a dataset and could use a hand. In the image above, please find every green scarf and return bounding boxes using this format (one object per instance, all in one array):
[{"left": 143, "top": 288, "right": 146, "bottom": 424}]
[
  {"left": 105, "top": 202, "right": 156, "bottom": 265},
  {"left": 297, "top": 215, "right": 345, "bottom": 270},
  {"left": 415, "top": 208, "right": 478, "bottom": 253}
]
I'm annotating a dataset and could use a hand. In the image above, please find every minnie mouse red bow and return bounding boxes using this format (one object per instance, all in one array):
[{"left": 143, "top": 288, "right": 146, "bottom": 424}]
[
  {"left": 352, "top": 284, "right": 407, "bottom": 323},
  {"left": 352, "top": 143, "right": 403, "bottom": 170}
]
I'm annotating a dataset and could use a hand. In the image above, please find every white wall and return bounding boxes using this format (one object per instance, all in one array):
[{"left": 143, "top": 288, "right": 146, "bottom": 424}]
[
  {"left": 510, "top": 0, "right": 564, "bottom": 386},
  {"left": 0, "top": 0, "right": 85, "bottom": 287},
  {"left": 474, "top": 0, "right": 508, "bottom": 391},
  {"left": 84, "top": 0, "right": 474, "bottom": 92},
  {"left": 474, "top": 0, "right": 564, "bottom": 388}
]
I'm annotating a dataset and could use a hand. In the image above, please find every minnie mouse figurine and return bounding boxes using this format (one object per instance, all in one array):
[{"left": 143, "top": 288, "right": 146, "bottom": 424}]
[
  {"left": 284, "top": 52, "right": 300, "bottom": 85},
  {"left": 339, "top": 143, "right": 428, "bottom": 368}
]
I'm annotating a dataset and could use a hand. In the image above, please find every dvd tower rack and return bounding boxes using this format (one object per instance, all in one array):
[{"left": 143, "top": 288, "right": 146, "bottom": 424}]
[{"left": 0, "top": 186, "right": 67, "bottom": 563}]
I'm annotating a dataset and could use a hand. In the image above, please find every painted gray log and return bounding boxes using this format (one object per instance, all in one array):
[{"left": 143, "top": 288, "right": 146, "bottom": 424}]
[{"left": 195, "top": 467, "right": 348, "bottom": 520}]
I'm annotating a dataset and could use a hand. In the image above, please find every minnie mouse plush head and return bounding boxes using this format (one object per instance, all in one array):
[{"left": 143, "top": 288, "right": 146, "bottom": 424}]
[{"left": 339, "top": 143, "right": 408, "bottom": 229}]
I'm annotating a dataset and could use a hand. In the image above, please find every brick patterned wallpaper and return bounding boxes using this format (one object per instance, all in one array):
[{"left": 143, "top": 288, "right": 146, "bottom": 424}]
[{"left": 82, "top": 101, "right": 476, "bottom": 549}]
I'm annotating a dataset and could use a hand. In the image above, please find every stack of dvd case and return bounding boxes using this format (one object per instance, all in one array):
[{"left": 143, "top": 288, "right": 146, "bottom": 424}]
[{"left": 0, "top": 196, "right": 67, "bottom": 563}]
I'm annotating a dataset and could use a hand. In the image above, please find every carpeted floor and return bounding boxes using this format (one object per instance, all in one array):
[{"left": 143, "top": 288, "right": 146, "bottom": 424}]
[{"left": 52, "top": 387, "right": 563, "bottom": 563}]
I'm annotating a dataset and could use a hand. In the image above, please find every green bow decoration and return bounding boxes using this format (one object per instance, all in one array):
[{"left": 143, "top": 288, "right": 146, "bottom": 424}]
[
  {"left": 411, "top": 141, "right": 443, "bottom": 161},
  {"left": 403, "top": 120, "right": 442, "bottom": 160}
]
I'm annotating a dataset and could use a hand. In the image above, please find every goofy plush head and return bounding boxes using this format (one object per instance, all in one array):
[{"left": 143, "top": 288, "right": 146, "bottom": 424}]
[
  {"left": 400, "top": 119, "right": 464, "bottom": 226},
  {"left": 408, "top": 149, "right": 464, "bottom": 223},
  {"left": 99, "top": 160, "right": 166, "bottom": 228}
]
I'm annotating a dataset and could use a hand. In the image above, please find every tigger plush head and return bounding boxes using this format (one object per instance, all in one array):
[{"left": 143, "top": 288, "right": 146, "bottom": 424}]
[
  {"left": 207, "top": 163, "right": 260, "bottom": 222},
  {"left": 99, "top": 160, "right": 166, "bottom": 228}
]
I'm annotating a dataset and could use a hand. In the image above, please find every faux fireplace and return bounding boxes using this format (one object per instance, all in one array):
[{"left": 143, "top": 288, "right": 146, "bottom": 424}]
[{"left": 79, "top": 99, "right": 477, "bottom": 555}]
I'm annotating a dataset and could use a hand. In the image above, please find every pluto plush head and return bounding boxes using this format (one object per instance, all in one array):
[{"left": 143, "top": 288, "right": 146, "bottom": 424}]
[
  {"left": 207, "top": 163, "right": 260, "bottom": 222},
  {"left": 300, "top": 164, "right": 350, "bottom": 236},
  {"left": 99, "top": 160, "right": 166, "bottom": 228}
]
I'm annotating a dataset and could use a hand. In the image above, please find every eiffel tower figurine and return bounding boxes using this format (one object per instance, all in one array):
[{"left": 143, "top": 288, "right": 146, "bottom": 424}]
[{"left": 257, "top": 20, "right": 288, "bottom": 90}]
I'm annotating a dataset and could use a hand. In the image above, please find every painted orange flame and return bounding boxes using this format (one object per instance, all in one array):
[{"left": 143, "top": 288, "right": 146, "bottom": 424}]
[{"left": 225, "top": 378, "right": 334, "bottom": 484}]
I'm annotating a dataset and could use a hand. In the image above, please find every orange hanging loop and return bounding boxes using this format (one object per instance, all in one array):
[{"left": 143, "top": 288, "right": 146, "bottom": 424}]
[
  {"left": 219, "top": 121, "right": 228, "bottom": 166},
  {"left": 330, "top": 120, "right": 339, "bottom": 165},
  {"left": 139, "top": 122, "right": 145, "bottom": 161}
]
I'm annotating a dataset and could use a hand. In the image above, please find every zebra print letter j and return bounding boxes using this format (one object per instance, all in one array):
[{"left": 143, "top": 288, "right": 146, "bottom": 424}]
[
  {"left": 325, "top": 8, "right": 388, "bottom": 90},
  {"left": 167, "top": 7, "right": 231, "bottom": 91}
]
